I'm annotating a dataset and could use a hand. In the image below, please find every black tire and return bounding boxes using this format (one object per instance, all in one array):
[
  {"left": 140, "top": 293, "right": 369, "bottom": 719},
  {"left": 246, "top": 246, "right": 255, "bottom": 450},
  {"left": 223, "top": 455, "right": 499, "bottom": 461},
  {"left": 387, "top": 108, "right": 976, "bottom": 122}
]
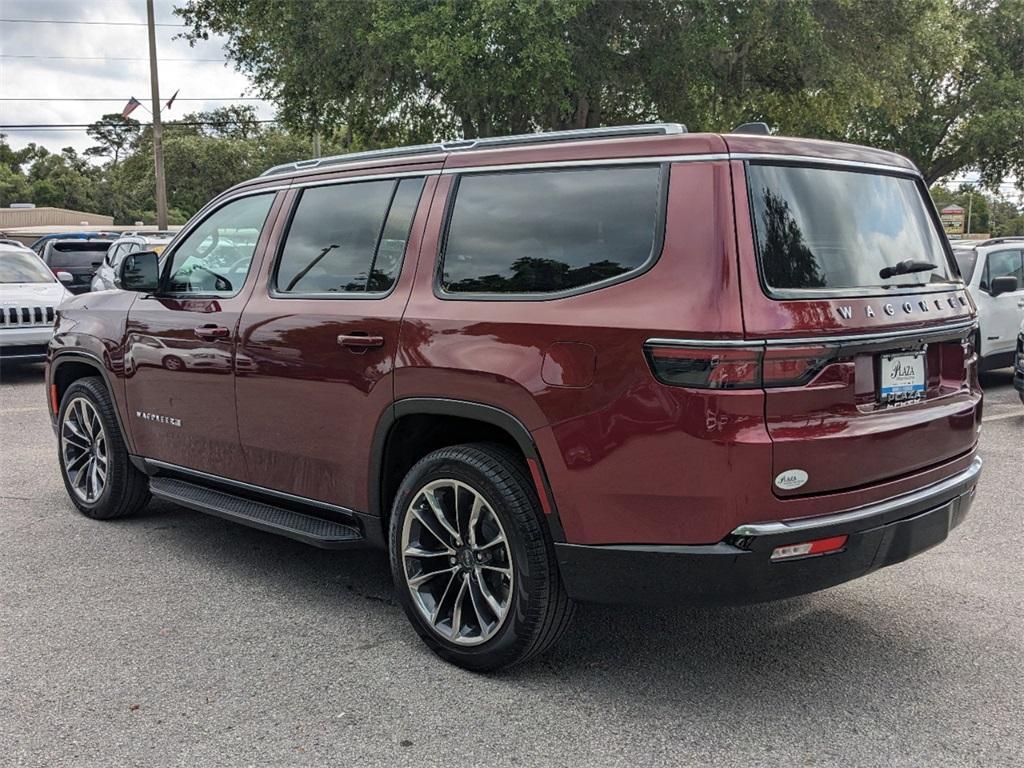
[
  {"left": 57, "top": 376, "right": 150, "bottom": 520},
  {"left": 1019, "top": 391, "right": 1024, "bottom": 407},
  {"left": 388, "top": 442, "right": 574, "bottom": 671}
]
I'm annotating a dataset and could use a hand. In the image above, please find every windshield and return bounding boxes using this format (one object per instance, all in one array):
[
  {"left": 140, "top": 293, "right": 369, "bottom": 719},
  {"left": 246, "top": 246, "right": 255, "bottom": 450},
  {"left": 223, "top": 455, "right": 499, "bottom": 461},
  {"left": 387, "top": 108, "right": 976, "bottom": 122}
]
[
  {"left": 747, "top": 163, "right": 955, "bottom": 294},
  {"left": 0, "top": 250, "right": 57, "bottom": 284}
]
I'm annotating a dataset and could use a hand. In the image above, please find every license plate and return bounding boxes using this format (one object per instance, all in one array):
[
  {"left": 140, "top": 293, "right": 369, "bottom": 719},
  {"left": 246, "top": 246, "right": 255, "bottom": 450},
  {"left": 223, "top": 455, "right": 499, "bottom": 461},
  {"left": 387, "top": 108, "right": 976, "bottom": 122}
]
[{"left": 879, "top": 351, "right": 926, "bottom": 403}]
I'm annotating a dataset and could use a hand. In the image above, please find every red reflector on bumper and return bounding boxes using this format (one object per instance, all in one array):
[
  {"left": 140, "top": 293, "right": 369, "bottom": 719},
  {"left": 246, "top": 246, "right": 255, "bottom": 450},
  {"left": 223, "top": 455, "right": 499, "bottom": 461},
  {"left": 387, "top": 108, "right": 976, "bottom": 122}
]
[{"left": 771, "top": 535, "right": 848, "bottom": 561}]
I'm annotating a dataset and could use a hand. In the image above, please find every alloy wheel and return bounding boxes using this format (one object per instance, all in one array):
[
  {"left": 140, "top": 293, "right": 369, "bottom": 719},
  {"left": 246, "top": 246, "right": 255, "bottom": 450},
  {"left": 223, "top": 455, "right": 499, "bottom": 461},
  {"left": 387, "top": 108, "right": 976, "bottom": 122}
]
[
  {"left": 61, "top": 397, "right": 108, "bottom": 504},
  {"left": 401, "top": 478, "right": 514, "bottom": 646}
]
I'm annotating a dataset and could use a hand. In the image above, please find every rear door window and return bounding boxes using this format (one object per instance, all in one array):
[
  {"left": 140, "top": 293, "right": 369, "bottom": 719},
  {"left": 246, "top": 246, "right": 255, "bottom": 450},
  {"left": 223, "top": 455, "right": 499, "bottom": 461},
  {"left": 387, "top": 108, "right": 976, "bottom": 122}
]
[
  {"left": 747, "top": 163, "right": 955, "bottom": 295},
  {"left": 274, "top": 177, "right": 424, "bottom": 296},
  {"left": 440, "top": 166, "right": 664, "bottom": 296}
]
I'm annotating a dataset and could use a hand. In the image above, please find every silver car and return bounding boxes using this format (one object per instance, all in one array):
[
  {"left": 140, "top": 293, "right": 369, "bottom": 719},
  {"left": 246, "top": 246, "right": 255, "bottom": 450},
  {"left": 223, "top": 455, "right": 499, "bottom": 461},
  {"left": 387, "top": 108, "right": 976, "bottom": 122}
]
[{"left": 91, "top": 232, "right": 175, "bottom": 292}]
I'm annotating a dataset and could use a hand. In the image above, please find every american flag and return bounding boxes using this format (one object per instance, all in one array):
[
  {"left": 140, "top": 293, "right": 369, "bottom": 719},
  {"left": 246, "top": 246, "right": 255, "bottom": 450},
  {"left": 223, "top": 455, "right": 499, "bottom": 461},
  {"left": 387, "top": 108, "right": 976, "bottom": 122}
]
[{"left": 121, "top": 97, "right": 142, "bottom": 119}]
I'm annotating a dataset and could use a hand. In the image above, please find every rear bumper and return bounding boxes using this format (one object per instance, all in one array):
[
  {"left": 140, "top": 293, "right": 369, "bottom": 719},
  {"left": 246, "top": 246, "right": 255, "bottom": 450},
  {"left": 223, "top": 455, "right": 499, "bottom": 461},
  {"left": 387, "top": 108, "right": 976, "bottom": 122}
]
[{"left": 556, "top": 454, "right": 982, "bottom": 605}]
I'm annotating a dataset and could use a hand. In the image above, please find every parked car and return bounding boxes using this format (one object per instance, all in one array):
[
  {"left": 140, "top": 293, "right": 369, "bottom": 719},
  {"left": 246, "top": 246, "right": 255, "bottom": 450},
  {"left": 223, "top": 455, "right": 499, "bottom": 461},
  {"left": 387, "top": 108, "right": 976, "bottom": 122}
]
[
  {"left": 1014, "top": 319, "right": 1024, "bottom": 405},
  {"left": 92, "top": 232, "right": 175, "bottom": 292},
  {"left": 30, "top": 231, "right": 118, "bottom": 256},
  {"left": 47, "top": 124, "right": 982, "bottom": 670},
  {"left": 0, "top": 244, "right": 72, "bottom": 363},
  {"left": 951, "top": 237, "right": 1024, "bottom": 370},
  {"left": 40, "top": 237, "right": 115, "bottom": 295}
]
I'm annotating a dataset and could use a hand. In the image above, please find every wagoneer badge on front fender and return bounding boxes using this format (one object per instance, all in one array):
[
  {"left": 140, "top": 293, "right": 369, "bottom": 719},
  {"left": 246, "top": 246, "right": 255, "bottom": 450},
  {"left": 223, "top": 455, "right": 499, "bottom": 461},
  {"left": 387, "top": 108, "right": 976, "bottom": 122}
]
[{"left": 775, "top": 469, "right": 809, "bottom": 491}]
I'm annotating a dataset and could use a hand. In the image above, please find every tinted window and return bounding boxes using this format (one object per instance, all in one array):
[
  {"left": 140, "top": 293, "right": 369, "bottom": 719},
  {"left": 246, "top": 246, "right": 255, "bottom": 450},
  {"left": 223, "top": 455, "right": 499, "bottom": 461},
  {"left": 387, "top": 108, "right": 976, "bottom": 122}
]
[
  {"left": 748, "top": 164, "right": 954, "bottom": 292},
  {"left": 44, "top": 241, "right": 112, "bottom": 269},
  {"left": 953, "top": 249, "right": 978, "bottom": 283},
  {"left": 166, "top": 193, "right": 274, "bottom": 296},
  {"left": 0, "top": 250, "right": 55, "bottom": 284},
  {"left": 275, "top": 178, "right": 423, "bottom": 295},
  {"left": 441, "top": 166, "right": 663, "bottom": 295},
  {"left": 982, "top": 250, "right": 1023, "bottom": 291}
]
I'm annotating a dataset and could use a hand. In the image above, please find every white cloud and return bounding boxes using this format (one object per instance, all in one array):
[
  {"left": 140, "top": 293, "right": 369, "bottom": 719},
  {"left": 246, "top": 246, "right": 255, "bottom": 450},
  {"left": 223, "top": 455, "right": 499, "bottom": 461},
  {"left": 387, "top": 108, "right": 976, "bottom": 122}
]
[{"left": 0, "top": 0, "right": 273, "bottom": 156}]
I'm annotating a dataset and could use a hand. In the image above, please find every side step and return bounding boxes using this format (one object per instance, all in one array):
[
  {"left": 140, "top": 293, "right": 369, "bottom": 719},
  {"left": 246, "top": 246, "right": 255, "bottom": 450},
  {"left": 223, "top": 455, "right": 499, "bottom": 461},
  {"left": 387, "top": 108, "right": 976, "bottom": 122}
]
[{"left": 149, "top": 477, "right": 365, "bottom": 549}]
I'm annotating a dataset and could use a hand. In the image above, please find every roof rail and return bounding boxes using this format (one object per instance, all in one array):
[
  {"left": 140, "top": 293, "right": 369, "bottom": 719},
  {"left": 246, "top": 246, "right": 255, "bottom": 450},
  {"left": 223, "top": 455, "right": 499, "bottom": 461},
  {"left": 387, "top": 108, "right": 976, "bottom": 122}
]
[
  {"left": 260, "top": 123, "right": 687, "bottom": 178},
  {"left": 978, "top": 236, "right": 1024, "bottom": 246}
]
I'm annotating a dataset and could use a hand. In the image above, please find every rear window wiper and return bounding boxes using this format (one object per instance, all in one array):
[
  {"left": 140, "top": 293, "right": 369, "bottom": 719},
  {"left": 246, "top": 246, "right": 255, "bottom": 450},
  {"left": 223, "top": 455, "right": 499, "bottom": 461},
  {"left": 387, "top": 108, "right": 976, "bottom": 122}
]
[{"left": 879, "top": 260, "right": 937, "bottom": 279}]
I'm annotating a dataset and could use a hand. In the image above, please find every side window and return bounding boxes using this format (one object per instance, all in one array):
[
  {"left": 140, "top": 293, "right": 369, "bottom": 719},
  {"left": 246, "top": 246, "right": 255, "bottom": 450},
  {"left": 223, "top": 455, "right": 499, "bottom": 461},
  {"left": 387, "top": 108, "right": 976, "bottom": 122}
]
[
  {"left": 106, "top": 243, "right": 125, "bottom": 266},
  {"left": 165, "top": 193, "right": 274, "bottom": 296},
  {"left": 274, "top": 177, "right": 424, "bottom": 295},
  {"left": 982, "top": 250, "right": 1023, "bottom": 292},
  {"left": 440, "top": 166, "right": 664, "bottom": 296}
]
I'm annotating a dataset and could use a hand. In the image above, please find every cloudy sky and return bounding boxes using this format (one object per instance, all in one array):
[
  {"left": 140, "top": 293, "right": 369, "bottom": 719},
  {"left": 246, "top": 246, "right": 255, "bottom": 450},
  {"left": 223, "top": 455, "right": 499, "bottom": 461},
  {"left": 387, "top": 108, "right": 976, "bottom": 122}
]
[{"left": 0, "top": 0, "right": 272, "bottom": 155}]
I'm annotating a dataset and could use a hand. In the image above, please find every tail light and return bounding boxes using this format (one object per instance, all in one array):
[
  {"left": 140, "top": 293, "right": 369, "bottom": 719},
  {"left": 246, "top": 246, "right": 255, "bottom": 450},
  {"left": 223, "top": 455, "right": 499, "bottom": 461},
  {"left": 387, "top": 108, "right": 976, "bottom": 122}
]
[{"left": 645, "top": 342, "right": 836, "bottom": 390}]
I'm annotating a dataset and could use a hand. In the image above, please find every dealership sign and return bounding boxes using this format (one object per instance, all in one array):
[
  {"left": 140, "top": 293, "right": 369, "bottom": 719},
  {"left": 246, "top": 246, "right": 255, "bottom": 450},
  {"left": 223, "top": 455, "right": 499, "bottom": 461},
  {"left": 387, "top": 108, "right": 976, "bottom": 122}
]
[{"left": 940, "top": 204, "right": 965, "bottom": 238}]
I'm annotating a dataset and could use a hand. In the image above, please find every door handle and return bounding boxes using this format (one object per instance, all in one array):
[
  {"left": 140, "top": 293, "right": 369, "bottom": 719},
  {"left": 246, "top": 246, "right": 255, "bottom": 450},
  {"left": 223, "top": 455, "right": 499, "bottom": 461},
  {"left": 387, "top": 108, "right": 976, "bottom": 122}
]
[
  {"left": 194, "top": 324, "right": 230, "bottom": 340},
  {"left": 337, "top": 333, "right": 384, "bottom": 350}
]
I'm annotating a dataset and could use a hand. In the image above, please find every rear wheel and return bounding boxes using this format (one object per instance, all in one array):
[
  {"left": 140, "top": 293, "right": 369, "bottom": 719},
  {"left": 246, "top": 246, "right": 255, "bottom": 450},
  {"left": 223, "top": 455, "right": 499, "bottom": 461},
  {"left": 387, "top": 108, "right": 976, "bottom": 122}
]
[
  {"left": 388, "top": 443, "right": 573, "bottom": 671},
  {"left": 57, "top": 377, "right": 150, "bottom": 520}
]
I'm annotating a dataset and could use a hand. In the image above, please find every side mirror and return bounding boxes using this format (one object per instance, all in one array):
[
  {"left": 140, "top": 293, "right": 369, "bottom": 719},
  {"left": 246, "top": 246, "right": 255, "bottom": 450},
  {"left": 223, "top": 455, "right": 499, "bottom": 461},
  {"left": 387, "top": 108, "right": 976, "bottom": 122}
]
[
  {"left": 55, "top": 271, "right": 74, "bottom": 285},
  {"left": 989, "top": 275, "right": 1019, "bottom": 297},
  {"left": 118, "top": 250, "right": 161, "bottom": 292}
]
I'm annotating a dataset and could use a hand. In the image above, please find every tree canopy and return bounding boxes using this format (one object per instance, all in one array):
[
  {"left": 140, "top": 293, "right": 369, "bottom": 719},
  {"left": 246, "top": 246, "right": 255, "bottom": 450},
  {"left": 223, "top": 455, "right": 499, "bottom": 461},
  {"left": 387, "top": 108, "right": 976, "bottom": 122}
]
[{"left": 177, "top": 0, "right": 1024, "bottom": 188}]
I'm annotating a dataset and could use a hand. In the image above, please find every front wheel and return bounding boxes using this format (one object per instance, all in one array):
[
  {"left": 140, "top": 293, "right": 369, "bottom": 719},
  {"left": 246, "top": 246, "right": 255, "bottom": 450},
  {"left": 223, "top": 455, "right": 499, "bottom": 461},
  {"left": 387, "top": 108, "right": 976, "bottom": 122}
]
[
  {"left": 388, "top": 443, "right": 573, "bottom": 671},
  {"left": 57, "top": 377, "right": 150, "bottom": 520}
]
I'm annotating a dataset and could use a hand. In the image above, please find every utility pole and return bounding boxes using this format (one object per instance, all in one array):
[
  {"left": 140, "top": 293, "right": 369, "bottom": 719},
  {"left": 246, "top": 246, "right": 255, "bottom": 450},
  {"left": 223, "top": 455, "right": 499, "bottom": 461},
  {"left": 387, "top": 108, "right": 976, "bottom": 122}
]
[
  {"left": 146, "top": 0, "right": 168, "bottom": 229},
  {"left": 966, "top": 192, "right": 973, "bottom": 235}
]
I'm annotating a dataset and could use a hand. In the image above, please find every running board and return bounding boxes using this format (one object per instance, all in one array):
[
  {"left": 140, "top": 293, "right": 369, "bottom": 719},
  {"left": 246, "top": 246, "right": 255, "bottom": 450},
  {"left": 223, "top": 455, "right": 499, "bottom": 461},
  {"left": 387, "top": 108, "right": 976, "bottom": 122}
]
[{"left": 149, "top": 476, "right": 365, "bottom": 549}]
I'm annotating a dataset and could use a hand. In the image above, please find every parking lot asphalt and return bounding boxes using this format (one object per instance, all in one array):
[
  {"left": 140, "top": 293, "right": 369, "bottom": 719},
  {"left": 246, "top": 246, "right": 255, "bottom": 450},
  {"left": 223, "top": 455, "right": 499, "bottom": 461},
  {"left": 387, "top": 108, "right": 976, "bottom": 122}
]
[{"left": 1, "top": 363, "right": 1022, "bottom": 768}]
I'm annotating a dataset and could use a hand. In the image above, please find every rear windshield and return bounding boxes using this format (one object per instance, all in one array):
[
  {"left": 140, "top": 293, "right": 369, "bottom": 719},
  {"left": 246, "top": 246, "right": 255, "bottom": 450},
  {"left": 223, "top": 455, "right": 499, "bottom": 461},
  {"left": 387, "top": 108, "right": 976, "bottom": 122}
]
[
  {"left": 0, "top": 250, "right": 55, "bottom": 284},
  {"left": 953, "top": 249, "right": 978, "bottom": 282},
  {"left": 44, "top": 241, "right": 112, "bottom": 268},
  {"left": 747, "top": 164, "right": 955, "bottom": 294}
]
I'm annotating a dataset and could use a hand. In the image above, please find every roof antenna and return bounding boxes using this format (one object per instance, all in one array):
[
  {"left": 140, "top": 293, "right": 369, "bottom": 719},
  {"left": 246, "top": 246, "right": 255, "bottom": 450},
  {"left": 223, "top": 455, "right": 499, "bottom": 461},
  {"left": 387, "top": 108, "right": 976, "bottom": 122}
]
[{"left": 732, "top": 122, "right": 772, "bottom": 135}]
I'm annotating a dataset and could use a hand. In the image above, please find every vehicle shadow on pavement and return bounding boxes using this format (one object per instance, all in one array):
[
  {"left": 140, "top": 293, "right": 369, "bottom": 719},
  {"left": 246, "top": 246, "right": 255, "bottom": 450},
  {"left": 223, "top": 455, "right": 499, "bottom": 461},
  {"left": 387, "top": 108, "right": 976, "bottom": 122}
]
[
  {"left": 0, "top": 361, "right": 46, "bottom": 385},
  {"left": 125, "top": 498, "right": 961, "bottom": 720}
]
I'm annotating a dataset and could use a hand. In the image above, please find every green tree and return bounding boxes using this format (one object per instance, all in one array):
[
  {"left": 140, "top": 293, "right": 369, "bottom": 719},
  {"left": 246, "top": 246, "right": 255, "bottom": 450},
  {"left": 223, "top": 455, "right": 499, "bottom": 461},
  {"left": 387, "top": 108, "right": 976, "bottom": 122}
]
[
  {"left": 85, "top": 113, "right": 142, "bottom": 166},
  {"left": 24, "top": 147, "right": 100, "bottom": 212},
  {"left": 848, "top": 0, "right": 1024, "bottom": 187},
  {"left": 177, "top": 0, "right": 1024, "bottom": 189}
]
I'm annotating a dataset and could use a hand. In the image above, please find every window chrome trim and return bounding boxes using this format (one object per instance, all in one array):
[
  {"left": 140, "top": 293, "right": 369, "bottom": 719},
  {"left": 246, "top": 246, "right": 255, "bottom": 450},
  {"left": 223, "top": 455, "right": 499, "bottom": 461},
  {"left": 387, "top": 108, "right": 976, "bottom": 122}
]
[
  {"left": 730, "top": 455, "right": 982, "bottom": 537},
  {"left": 646, "top": 319, "right": 977, "bottom": 349}
]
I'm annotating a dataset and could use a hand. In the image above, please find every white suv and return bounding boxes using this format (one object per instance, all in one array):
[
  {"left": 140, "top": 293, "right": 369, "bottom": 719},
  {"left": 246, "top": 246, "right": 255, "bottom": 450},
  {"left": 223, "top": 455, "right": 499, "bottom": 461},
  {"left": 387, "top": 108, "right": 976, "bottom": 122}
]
[
  {"left": 0, "top": 244, "right": 73, "bottom": 363},
  {"left": 91, "top": 232, "right": 174, "bottom": 292},
  {"left": 952, "top": 237, "right": 1024, "bottom": 370}
]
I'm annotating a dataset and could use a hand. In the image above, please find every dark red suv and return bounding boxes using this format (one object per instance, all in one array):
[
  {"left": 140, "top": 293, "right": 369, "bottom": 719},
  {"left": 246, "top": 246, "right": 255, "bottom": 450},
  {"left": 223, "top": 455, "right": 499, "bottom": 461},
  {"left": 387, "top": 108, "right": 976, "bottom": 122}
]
[{"left": 47, "top": 124, "right": 983, "bottom": 670}]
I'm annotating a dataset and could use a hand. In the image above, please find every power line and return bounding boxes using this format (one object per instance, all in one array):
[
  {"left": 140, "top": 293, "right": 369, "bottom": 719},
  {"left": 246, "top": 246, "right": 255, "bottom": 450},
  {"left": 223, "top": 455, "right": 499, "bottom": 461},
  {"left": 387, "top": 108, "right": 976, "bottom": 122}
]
[
  {"left": 0, "top": 54, "right": 227, "bottom": 62},
  {"left": 0, "top": 97, "right": 267, "bottom": 102},
  {"left": 0, "top": 121, "right": 280, "bottom": 130},
  {"left": 0, "top": 18, "right": 184, "bottom": 27}
]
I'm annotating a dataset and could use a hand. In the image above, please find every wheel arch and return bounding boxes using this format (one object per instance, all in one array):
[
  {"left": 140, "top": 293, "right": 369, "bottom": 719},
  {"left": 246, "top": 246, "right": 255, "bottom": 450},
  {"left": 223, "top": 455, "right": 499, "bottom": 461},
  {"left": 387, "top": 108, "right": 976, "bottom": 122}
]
[
  {"left": 49, "top": 352, "right": 133, "bottom": 452},
  {"left": 369, "top": 398, "right": 565, "bottom": 548}
]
